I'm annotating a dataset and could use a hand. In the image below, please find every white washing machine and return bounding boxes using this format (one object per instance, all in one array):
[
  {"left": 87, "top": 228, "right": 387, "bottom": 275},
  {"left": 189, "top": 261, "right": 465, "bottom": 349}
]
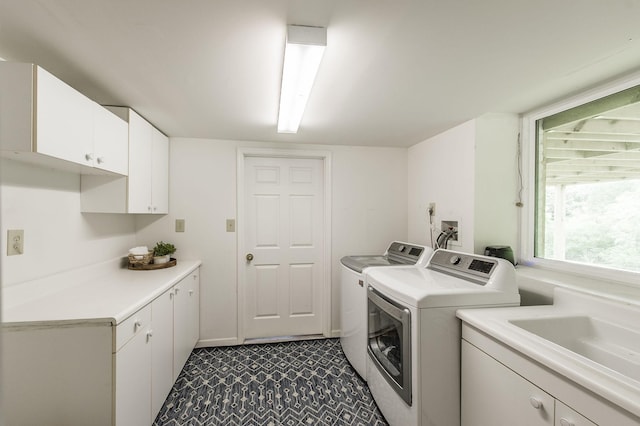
[
  {"left": 365, "top": 249, "right": 520, "bottom": 426},
  {"left": 340, "top": 241, "right": 433, "bottom": 379}
]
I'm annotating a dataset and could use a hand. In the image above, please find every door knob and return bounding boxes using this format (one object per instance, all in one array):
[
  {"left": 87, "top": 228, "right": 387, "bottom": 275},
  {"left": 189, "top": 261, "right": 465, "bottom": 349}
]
[{"left": 246, "top": 253, "right": 254, "bottom": 261}]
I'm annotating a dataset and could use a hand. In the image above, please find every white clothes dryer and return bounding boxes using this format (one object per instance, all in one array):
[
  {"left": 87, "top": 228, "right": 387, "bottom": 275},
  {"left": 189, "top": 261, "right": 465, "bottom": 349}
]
[
  {"left": 339, "top": 241, "right": 433, "bottom": 379},
  {"left": 365, "top": 249, "right": 520, "bottom": 426}
]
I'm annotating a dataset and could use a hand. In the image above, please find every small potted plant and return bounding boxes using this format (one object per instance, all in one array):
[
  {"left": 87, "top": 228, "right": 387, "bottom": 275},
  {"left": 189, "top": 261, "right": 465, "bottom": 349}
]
[{"left": 153, "top": 241, "right": 176, "bottom": 264}]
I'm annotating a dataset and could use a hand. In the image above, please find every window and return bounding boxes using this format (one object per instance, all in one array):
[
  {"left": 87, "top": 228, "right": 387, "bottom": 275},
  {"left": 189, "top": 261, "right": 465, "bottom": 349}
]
[{"left": 533, "top": 84, "right": 640, "bottom": 274}]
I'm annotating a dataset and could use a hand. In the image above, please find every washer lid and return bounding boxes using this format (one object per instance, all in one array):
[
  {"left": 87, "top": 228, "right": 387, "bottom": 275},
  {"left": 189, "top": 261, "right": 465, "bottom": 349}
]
[
  {"left": 340, "top": 241, "right": 433, "bottom": 273},
  {"left": 340, "top": 255, "right": 399, "bottom": 273}
]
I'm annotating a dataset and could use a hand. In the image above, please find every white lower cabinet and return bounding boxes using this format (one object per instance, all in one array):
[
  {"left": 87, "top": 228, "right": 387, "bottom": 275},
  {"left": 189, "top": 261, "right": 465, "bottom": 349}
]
[
  {"left": 173, "top": 270, "right": 200, "bottom": 381},
  {"left": 2, "top": 266, "right": 201, "bottom": 426},
  {"left": 555, "top": 401, "right": 597, "bottom": 426},
  {"left": 115, "top": 304, "right": 153, "bottom": 426},
  {"left": 151, "top": 288, "right": 175, "bottom": 419},
  {"left": 115, "top": 268, "right": 201, "bottom": 425},
  {"left": 462, "top": 340, "right": 555, "bottom": 426},
  {"left": 462, "top": 340, "right": 598, "bottom": 426}
]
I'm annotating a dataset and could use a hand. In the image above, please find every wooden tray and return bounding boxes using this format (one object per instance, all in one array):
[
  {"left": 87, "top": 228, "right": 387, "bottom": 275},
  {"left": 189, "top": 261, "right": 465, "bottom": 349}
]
[{"left": 128, "top": 258, "right": 177, "bottom": 270}]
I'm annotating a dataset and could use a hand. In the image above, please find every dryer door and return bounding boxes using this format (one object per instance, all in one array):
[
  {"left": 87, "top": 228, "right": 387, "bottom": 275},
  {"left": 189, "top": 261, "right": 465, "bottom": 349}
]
[{"left": 367, "top": 286, "right": 412, "bottom": 405}]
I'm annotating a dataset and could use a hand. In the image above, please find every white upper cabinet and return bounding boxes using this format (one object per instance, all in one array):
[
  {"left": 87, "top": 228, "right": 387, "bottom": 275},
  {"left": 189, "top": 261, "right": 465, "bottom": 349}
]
[
  {"left": 93, "top": 103, "right": 129, "bottom": 175},
  {"left": 36, "top": 66, "right": 94, "bottom": 166},
  {"left": 127, "top": 110, "right": 154, "bottom": 213},
  {"left": 0, "top": 62, "right": 128, "bottom": 175},
  {"left": 81, "top": 107, "right": 169, "bottom": 214},
  {"left": 150, "top": 127, "right": 169, "bottom": 214}
]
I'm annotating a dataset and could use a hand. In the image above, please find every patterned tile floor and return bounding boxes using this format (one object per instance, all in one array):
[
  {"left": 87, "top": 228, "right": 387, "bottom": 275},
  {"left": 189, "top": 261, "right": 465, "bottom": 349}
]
[{"left": 153, "top": 338, "right": 388, "bottom": 426}]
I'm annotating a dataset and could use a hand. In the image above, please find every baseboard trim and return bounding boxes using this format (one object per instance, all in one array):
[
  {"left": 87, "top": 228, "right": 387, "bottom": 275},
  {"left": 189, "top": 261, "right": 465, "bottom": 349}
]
[
  {"left": 244, "top": 334, "right": 326, "bottom": 345},
  {"left": 196, "top": 337, "right": 242, "bottom": 348}
]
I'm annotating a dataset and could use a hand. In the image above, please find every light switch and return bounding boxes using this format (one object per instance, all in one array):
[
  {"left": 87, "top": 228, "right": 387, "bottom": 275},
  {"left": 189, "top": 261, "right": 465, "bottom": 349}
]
[
  {"left": 7, "top": 229, "right": 24, "bottom": 256},
  {"left": 226, "top": 219, "right": 235, "bottom": 232},
  {"left": 175, "top": 219, "right": 185, "bottom": 232}
]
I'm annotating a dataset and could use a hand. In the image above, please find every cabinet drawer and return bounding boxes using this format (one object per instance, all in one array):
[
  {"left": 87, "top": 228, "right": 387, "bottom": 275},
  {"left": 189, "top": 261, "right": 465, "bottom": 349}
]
[
  {"left": 115, "top": 304, "right": 151, "bottom": 351},
  {"left": 556, "top": 401, "right": 596, "bottom": 426}
]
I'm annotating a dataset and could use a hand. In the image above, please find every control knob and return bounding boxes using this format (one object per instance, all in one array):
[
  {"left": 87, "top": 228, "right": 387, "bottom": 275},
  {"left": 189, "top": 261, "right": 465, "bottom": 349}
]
[{"left": 449, "top": 255, "right": 462, "bottom": 265}]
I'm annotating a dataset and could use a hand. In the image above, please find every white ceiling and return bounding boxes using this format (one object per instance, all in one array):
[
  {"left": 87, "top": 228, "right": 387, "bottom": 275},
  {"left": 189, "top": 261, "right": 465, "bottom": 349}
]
[{"left": 2, "top": 0, "right": 640, "bottom": 147}]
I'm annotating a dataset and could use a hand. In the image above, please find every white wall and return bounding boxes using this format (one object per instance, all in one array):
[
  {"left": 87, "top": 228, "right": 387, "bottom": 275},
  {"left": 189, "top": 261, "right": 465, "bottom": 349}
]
[
  {"left": 134, "top": 138, "right": 408, "bottom": 345},
  {"left": 473, "top": 113, "right": 520, "bottom": 255},
  {"left": 407, "top": 113, "right": 519, "bottom": 255},
  {"left": 407, "top": 120, "right": 476, "bottom": 252},
  {"left": 0, "top": 158, "right": 136, "bottom": 286}
]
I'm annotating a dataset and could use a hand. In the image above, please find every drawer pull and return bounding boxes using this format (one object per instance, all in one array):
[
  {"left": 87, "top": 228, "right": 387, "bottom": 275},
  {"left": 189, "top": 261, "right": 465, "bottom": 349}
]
[
  {"left": 559, "top": 419, "right": 574, "bottom": 426},
  {"left": 529, "top": 397, "right": 543, "bottom": 409}
]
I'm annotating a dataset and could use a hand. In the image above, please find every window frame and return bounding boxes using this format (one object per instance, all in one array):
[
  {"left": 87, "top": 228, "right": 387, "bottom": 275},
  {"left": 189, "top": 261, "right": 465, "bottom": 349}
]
[{"left": 520, "top": 71, "right": 640, "bottom": 285}]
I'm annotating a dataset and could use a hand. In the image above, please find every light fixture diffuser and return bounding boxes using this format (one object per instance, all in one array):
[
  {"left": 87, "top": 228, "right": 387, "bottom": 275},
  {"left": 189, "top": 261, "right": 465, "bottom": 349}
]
[{"left": 277, "top": 25, "right": 326, "bottom": 134}]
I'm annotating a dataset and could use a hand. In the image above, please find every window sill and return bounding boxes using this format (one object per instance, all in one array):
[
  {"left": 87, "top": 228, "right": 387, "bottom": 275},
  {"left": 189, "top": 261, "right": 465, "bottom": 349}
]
[{"left": 516, "top": 264, "right": 640, "bottom": 308}]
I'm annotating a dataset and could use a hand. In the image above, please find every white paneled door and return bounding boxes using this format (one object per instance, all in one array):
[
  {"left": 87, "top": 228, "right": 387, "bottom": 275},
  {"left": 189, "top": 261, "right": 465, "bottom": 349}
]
[{"left": 243, "top": 156, "right": 325, "bottom": 339}]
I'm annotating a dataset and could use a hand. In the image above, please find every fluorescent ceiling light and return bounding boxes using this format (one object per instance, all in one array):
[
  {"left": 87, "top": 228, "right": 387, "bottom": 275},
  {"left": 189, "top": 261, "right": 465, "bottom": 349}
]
[{"left": 277, "top": 25, "right": 326, "bottom": 134}]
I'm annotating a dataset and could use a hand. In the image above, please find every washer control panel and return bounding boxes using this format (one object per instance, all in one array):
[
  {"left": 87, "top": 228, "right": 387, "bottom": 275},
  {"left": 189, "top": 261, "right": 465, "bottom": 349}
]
[{"left": 428, "top": 249, "right": 499, "bottom": 284}]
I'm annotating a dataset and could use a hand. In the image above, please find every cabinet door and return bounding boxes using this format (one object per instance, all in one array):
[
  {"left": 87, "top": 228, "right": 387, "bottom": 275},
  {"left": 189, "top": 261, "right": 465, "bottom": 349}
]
[
  {"left": 461, "top": 340, "right": 554, "bottom": 426},
  {"left": 555, "top": 401, "right": 597, "bottom": 426},
  {"left": 115, "top": 325, "right": 152, "bottom": 426},
  {"left": 173, "top": 274, "right": 198, "bottom": 381},
  {"left": 93, "top": 103, "right": 128, "bottom": 175},
  {"left": 127, "top": 110, "right": 153, "bottom": 213},
  {"left": 36, "top": 66, "right": 94, "bottom": 166},
  {"left": 188, "top": 270, "right": 200, "bottom": 349},
  {"left": 151, "top": 127, "right": 169, "bottom": 214},
  {"left": 151, "top": 289, "right": 175, "bottom": 420}
]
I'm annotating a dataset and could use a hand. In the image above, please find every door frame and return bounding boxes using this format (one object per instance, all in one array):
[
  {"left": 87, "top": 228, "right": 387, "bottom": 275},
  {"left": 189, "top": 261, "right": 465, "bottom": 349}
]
[{"left": 236, "top": 147, "right": 332, "bottom": 343}]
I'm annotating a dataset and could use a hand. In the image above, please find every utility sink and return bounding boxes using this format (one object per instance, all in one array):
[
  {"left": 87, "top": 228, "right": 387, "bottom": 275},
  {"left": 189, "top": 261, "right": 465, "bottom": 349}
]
[
  {"left": 510, "top": 315, "right": 640, "bottom": 382},
  {"left": 457, "top": 287, "right": 640, "bottom": 419}
]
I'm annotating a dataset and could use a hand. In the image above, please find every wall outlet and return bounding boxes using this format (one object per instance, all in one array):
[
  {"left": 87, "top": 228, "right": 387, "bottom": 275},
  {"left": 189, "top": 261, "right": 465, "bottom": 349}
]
[
  {"left": 7, "top": 229, "right": 24, "bottom": 256},
  {"left": 226, "top": 219, "right": 236, "bottom": 232},
  {"left": 175, "top": 219, "right": 185, "bottom": 232},
  {"left": 428, "top": 202, "right": 436, "bottom": 217}
]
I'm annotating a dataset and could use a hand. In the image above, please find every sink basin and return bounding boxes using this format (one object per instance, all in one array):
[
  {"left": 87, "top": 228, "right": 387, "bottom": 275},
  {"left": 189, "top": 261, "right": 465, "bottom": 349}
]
[{"left": 510, "top": 315, "right": 640, "bottom": 382}]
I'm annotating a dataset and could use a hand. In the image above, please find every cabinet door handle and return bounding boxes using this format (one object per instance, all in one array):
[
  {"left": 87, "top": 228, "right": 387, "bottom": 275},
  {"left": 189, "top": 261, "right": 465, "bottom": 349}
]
[
  {"left": 146, "top": 330, "right": 153, "bottom": 341},
  {"left": 189, "top": 289, "right": 194, "bottom": 296},
  {"left": 134, "top": 319, "right": 142, "bottom": 331},
  {"left": 529, "top": 397, "right": 543, "bottom": 409},
  {"left": 85, "top": 153, "right": 93, "bottom": 161},
  {"left": 96, "top": 157, "right": 104, "bottom": 164},
  {"left": 174, "top": 287, "right": 180, "bottom": 294},
  {"left": 559, "top": 419, "right": 574, "bottom": 426}
]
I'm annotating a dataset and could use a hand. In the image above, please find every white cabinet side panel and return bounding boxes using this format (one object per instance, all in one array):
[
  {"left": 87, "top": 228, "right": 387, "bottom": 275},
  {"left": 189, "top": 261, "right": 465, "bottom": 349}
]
[{"left": 2, "top": 325, "right": 113, "bottom": 426}]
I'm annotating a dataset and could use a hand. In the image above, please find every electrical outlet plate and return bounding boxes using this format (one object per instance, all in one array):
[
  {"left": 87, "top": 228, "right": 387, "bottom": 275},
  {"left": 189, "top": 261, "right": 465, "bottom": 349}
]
[
  {"left": 226, "top": 219, "right": 236, "bottom": 232},
  {"left": 7, "top": 229, "right": 24, "bottom": 256},
  {"left": 175, "top": 219, "right": 185, "bottom": 232},
  {"left": 428, "top": 202, "right": 436, "bottom": 216}
]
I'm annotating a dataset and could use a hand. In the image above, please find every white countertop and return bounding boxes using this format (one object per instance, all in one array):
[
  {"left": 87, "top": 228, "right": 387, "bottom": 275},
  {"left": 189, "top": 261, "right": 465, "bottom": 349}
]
[{"left": 2, "top": 257, "right": 202, "bottom": 327}]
